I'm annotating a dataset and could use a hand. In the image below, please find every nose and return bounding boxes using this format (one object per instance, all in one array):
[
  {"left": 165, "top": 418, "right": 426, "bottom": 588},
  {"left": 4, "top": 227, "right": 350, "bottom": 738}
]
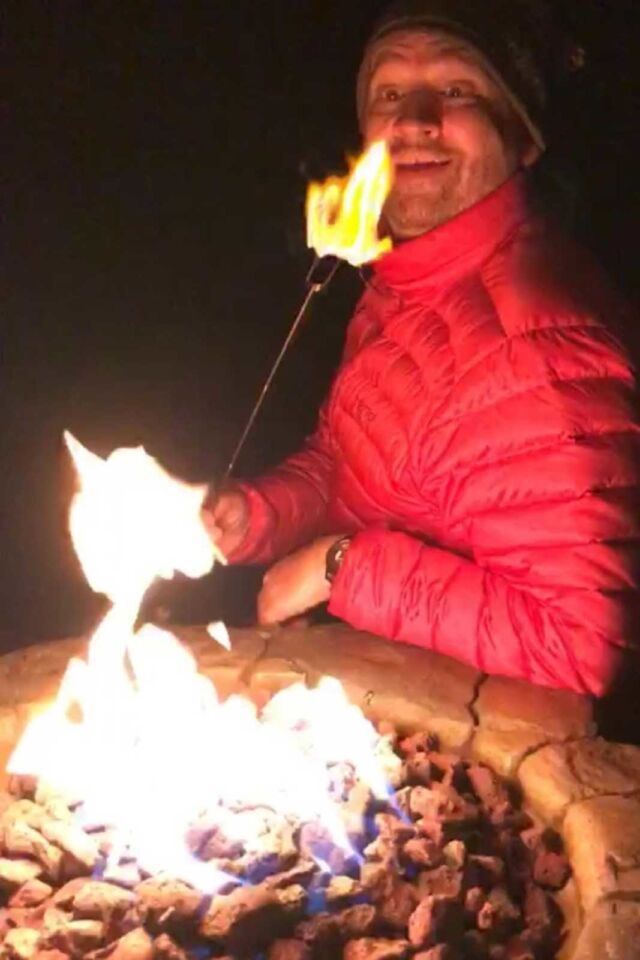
[{"left": 394, "top": 87, "right": 442, "bottom": 137}]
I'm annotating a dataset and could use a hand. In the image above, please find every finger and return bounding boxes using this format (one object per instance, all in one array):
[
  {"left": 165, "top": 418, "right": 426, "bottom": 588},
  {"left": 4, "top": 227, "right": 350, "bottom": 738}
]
[
  {"left": 211, "top": 491, "right": 242, "bottom": 518},
  {"left": 201, "top": 517, "right": 228, "bottom": 559},
  {"left": 257, "top": 589, "right": 280, "bottom": 626},
  {"left": 201, "top": 509, "right": 221, "bottom": 537},
  {"left": 257, "top": 602, "right": 277, "bottom": 626}
]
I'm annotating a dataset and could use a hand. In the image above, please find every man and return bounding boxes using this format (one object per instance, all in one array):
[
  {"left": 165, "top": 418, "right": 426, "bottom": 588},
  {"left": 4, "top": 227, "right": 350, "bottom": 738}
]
[{"left": 205, "top": 0, "right": 640, "bottom": 696}]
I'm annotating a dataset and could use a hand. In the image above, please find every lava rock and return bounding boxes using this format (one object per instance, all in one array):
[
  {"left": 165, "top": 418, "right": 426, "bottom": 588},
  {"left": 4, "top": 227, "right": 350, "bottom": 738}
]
[
  {"left": 326, "top": 876, "right": 360, "bottom": 905},
  {"left": 72, "top": 881, "right": 134, "bottom": 922},
  {"left": 373, "top": 876, "right": 418, "bottom": 931},
  {"left": 415, "top": 865, "right": 462, "bottom": 902},
  {"left": 413, "top": 948, "right": 454, "bottom": 960},
  {"left": 150, "top": 933, "right": 188, "bottom": 960},
  {"left": 504, "top": 932, "right": 536, "bottom": 960},
  {"left": 46, "top": 919, "right": 105, "bottom": 956},
  {"left": 0, "top": 861, "right": 44, "bottom": 892},
  {"left": 522, "top": 882, "right": 562, "bottom": 947},
  {"left": 402, "top": 837, "right": 443, "bottom": 869},
  {"left": 9, "top": 881, "right": 53, "bottom": 910},
  {"left": 201, "top": 882, "right": 306, "bottom": 953},
  {"left": 2, "top": 824, "right": 63, "bottom": 883},
  {"left": 32, "top": 950, "right": 71, "bottom": 960},
  {"left": 408, "top": 788, "right": 438, "bottom": 821},
  {"left": 466, "top": 766, "right": 510, "bottom": 812},
  {"left": 464, "top": 887, "right": 486, "bottom": 916},
  {"left": 295, "top": 904, "right": 376, "bottom": 951},
  {"left": 465, "top": 856, "right": 505, "bottom": 890},
  {"left": 51, "top": 881, "right": 90, "bottom": 911},
  {"left": 531, "top": 846, "right": 570, "bottom": 891},
  {"left": 407, "top": 897, "right": 464, "bottom": 949},
  {"left": 404, "top": 755, "right": 433, "bottom": 787},
  {"left": 398, "top": 733, "right": 438, "bottom": 757},
  {"left": 342, "top": 937, "right": 411, "bottom": 960},
  {"left": 134, "top": 878, "right": 202, "bottom": 932},
  {"left": 2, "top": 928, "right": 41, "bottom": 960},
  {"left": 267, "top": 939, "right": 311, "bottom": 960},
  {"left": 442, "top": 840, "right": 465, "bottom": 870}
]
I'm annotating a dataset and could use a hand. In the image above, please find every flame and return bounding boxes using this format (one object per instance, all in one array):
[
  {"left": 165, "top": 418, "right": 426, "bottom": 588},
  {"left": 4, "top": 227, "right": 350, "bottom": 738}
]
[
  {"left": 8, "top": 434, "right": 400, "bottom": 893},
  {"left": 64, "top": 431, "right": 221, "bottom": 609},
  {"left": 306, "top": 140, "right": 394, "bottom": 266},
  {"left": 207, "top": 620, "right": 231, "bottom": 651}
]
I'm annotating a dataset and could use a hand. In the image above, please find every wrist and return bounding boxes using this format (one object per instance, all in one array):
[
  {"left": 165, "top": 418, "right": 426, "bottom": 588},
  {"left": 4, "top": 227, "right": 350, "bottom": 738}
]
[{"left": 325, "top": 535, "right": 353, "bottom": 585}]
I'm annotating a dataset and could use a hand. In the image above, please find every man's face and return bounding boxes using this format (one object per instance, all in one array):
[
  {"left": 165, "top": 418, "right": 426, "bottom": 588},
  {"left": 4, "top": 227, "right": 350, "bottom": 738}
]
[{"left": 362, "top": 30, "right": 540, "bottom": 240}]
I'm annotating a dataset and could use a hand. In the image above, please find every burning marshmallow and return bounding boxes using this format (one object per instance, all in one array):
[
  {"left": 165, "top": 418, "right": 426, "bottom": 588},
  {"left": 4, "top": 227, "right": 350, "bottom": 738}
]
[{"left": 306, "top": 140, "right": 393, "bottom": 266}]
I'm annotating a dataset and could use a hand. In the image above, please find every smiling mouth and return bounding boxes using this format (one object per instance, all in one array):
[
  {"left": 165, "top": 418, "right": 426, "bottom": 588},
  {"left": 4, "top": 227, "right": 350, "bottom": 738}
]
[{"left": 395, "top": 160, "right": 450, "bottom": 172}]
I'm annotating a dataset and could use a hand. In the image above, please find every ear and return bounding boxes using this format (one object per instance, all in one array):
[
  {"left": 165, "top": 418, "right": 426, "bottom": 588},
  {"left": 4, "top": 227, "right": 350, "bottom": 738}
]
[
  {"left": 521, "top": 137, "right": 543, "bottom": 168},
  {"left": 504, "top": 108, "right": 543, "bottom": 171}
]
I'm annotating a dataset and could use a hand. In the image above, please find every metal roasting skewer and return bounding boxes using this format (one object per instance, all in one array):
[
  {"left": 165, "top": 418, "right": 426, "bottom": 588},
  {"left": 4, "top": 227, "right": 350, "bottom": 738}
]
[
  {"left": 136, "top": 256, "right": 339, "bottom": 628},
  {"left": 222, "top": 254, "right": 340, "bottom": 482}
]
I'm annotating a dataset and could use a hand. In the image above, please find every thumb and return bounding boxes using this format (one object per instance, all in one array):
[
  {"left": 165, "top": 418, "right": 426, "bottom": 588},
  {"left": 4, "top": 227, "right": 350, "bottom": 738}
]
[{"left": 200, "top": 502, "right": 221, "bottom": 538}]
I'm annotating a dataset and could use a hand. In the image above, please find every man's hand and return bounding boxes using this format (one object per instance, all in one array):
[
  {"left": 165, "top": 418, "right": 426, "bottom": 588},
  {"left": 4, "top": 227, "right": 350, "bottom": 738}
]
[
  {"left": 202, "top": 484, "right": 250, "bottom": 559},
  {"left": 257, "top": 535, "right": 338, "bottom": 624}
]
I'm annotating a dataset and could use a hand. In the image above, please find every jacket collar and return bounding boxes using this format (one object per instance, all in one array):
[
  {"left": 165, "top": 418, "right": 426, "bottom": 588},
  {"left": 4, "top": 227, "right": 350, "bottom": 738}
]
[{"left": 373, "top": 172, "right": 530, "bottom": 291}]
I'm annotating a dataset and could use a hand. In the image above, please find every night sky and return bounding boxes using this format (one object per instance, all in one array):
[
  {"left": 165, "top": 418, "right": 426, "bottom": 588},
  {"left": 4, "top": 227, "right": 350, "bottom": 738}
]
[{"left": 3, "top": 1, "right": 640, "bottom": 649}]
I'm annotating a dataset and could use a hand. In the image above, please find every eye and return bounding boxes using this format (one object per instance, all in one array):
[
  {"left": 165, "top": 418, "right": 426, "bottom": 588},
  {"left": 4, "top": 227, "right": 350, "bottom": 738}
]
[
  {"left": 441, "top": 83, "right": 476, "bottom": 102},
  {"left": 377, "top": 86, "right": 402, "bottom": 103}
]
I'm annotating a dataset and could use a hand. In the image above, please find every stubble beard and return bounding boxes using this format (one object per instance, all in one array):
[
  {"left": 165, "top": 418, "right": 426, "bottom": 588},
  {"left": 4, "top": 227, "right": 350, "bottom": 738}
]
[
  {"left": 382, "top": 150, "right": 518, "bottom": 242},
  {"left": 383, "top": 185, "right": 466, "bottom": 240}
]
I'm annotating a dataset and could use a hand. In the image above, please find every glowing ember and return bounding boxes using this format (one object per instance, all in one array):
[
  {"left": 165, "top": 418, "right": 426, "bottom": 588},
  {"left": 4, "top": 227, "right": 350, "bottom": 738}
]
[
  {"left": 8, "top": 434, "right": 399, "bottom": 893},
  {"left": 306, "top": 140, "right": 393, "bottom": 266}
]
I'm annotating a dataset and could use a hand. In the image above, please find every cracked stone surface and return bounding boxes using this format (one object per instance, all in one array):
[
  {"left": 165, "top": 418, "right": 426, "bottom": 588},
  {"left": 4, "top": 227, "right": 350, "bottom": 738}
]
[
  {"left": 471, "top": 674, "right": 595, "bottom": 778},
  {"left": 247, "top": 624, "right": 480, "bottom": 750},
  {"left": 176, "top": 625, "right": 268, "bottom": 696},
  {"left": 563, "top": 794, "right": 640, "bottom": 912},
  {"left": 571, "top": 898, "right": 640, "bottom": 960},
  {"left": 476, "top": 674, "right": 594, "bottom": 739},
  {"left": 519, "top": 738, "right": 640, "bottom": 825},
  {"left": 471, "top": 726, "right": 551, "bottom": 778}
]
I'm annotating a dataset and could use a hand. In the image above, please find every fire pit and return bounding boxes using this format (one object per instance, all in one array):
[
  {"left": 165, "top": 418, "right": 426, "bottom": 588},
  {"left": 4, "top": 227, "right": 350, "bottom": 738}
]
[
  {"left": 0, "top": 437, "right": 638, "bottom": 959},
  {"left": 1, "top": 624, "right": 639, "bottom": 959}
]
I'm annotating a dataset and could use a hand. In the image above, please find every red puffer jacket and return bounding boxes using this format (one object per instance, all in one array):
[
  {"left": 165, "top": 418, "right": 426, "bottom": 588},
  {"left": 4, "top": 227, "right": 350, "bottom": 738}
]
[{"left": 233, "top": 174, "right": 640, "bottom": 696}]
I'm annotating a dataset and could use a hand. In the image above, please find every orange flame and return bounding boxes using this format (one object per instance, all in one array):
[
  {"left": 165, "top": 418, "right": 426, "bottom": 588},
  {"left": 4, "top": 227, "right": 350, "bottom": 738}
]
[{"left": 306, "top": 140, "right": 393, "bottom": 266}]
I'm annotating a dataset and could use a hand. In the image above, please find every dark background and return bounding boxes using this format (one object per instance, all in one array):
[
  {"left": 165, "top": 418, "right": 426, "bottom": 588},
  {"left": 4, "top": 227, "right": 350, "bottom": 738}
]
[{"left": 3, "top": 1, "right": 640, "bottom": 650}]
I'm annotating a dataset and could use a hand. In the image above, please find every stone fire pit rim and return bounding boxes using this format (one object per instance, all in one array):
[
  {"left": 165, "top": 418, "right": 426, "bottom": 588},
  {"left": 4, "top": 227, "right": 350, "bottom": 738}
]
[{"left": 1, "top": 623, "right": 639, "bottom": 959}]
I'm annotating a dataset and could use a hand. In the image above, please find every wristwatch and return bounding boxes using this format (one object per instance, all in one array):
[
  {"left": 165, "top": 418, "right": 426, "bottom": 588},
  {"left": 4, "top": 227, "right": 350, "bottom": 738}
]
[{"left": 325, "top": 535, "right": 353, "bottom": 585}]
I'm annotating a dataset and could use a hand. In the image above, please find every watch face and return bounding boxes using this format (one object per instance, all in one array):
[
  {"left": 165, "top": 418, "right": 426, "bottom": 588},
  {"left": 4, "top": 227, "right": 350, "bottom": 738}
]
[{"left": 326, "top": 536, "right": 352, "bottom": 583}]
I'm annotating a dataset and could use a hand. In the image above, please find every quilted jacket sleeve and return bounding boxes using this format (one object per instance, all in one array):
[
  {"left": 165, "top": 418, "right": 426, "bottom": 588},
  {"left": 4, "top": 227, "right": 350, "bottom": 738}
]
[
  {"left": 229, "top": 404, "right": 334, "bottom": 564},
  {"left": 328, "top": 325, "right": 640, "bottom": 697}
]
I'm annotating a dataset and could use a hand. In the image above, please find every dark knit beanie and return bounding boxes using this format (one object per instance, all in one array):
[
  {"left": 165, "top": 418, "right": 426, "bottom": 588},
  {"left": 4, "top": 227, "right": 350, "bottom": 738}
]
[{"left": 357, "top": 0, "right": 584, "bottom": 150}]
